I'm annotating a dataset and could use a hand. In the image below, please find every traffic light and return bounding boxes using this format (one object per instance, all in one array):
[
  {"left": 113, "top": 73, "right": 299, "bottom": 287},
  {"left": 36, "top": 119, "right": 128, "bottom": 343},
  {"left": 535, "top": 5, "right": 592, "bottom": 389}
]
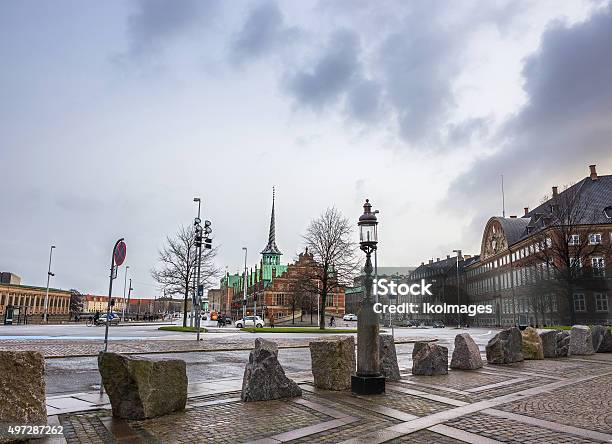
[{"left": 204, "top": 238, "right": 212, "bottom": 249}]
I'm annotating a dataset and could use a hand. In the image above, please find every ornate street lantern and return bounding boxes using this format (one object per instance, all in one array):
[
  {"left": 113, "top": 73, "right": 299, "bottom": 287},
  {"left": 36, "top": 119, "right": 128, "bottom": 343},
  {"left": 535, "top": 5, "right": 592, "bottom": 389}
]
[
  {"left": 358, "top": 199, "right": 378, "bottom": 249},
  {"left": 352, "top": 199, "right": 385, "bottom": 395}
]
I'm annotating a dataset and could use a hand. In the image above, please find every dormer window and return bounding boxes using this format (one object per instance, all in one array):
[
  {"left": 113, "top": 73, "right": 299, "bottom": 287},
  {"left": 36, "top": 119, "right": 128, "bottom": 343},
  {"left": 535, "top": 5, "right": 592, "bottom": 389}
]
[
  {"left": 568, "top": 234, "right": 580, "bottom": 246},
  {"left": 604, "top": 206, "right": 612, "bottom": 218}
]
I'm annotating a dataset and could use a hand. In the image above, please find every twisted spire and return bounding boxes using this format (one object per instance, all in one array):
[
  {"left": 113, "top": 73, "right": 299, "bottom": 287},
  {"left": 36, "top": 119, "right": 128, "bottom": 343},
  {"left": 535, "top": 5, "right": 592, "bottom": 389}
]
[{"left": 261, "top": 187, "right": 282, "bottom": 255}]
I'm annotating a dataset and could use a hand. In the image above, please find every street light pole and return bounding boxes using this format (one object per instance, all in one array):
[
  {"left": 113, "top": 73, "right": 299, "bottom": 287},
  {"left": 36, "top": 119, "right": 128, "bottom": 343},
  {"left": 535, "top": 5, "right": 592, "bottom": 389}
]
[
  {"left": 194, "top": 197, "right": 203, "bottom": 341},
  {"left": 121, "top": 265, "right": 129, "bottom": 321},
  {"left": 352, "top": 199, "right": 385, "bottom": 395},
  {"left": 453, "top": 249, "right": 461, "bottom": 328},
  {"left": 43, "top": 245, "right": 56, "bottom": 323},
  {"left": 242, "top": 247, "right": 247, "bottom": 320}
]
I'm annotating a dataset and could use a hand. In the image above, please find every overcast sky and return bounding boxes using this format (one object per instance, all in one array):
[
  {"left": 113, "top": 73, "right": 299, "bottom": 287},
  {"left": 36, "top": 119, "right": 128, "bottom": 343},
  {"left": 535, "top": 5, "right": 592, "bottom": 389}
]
[{"left": 1, "top": 0, "right": 611, "bottom": 298}]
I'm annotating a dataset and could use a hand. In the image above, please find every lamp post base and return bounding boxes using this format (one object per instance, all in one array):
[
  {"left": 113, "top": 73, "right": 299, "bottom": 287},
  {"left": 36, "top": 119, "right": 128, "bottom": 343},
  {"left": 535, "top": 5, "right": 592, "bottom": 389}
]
[{"left": 351, "top": 374, "right": 385, "bottom": 395}]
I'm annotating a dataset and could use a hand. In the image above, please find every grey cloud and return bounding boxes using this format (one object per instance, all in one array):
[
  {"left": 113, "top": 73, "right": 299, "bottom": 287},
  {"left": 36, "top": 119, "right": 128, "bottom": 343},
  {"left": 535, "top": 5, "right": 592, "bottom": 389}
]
[
  {"left": 125, "top": 0, "right": 217, "bottom": 56},
  {"left": 273, "top": 0, "right": 517, "bottom": 146},
  {"left": 232, "top": 0, "right": 292, "bottom": 61},
  {"left": 447, "top": 4, "right": 612, "bottom": 228},
  {"left": 284, "top": 29, "right": 361, "bottom": 110},
  {"left": 446, "top": 117, "right": 492, "bottom": 146},
  {"left": 346, "top": 79, "right": 384, "bottom": 122}
]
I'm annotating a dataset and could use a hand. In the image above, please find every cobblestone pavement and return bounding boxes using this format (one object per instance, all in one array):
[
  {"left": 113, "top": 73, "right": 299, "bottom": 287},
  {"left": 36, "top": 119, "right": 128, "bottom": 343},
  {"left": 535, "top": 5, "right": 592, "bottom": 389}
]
[
  {"left": 0, "top": 336, "right": 427, "bottom": 358},
  {"left": 498, "top": 373, "right": 612, "bottom": 434},
  {"left": 48, "top": 354, "right": 612, "bottom": 444}
]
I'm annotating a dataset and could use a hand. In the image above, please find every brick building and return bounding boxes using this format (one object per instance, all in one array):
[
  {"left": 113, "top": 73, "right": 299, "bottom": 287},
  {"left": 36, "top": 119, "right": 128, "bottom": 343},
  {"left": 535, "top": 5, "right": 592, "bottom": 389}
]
[
  {"left": 345, "top": 266, "right": 416, "bottom": 318},
  {"left": 407, "top": 254, "right": 479, "bottom": 325},
  {"left": 216, "top": 189, "right": 345, "bottom": 321},
  {"left": 464, "top": 165, "right": 611, "bottom": 327},
  {"left": 409, "top": 165, "right": 611, "bottom": 327},
  {"left": 81, "top": 294, "right": 183, "bottom": 316}
]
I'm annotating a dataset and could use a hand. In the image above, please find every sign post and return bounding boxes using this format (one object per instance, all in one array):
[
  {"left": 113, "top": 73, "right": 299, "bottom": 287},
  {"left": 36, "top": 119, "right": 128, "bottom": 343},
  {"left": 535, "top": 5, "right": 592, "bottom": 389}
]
[{"left": 100, "top": 238, "right": 125, "bottom": 396}]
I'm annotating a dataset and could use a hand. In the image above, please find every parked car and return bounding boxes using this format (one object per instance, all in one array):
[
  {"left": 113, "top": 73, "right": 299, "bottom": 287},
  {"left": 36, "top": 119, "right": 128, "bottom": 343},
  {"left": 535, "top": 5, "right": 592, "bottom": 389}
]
[
  {"left": 400, "top": 319, "right": 419, "bottom": 327},
  {"left": 432, "top": 321, "right": 445, "bottom": 328},
  {"left": 97, "top": 313, "right": 120, "bottom": 326},
  {"left": 235, "top": 316, "right": 264, "bottom": 328},
  {"left": 343, "top": 314, "right": 358, "bottom": 321}
]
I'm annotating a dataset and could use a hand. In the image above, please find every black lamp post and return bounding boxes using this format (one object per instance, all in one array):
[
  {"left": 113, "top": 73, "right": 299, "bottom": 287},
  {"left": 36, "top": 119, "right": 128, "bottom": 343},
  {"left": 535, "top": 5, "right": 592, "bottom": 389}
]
[{"left": 352, "top": 199, "right": 385, "bottom": 395}]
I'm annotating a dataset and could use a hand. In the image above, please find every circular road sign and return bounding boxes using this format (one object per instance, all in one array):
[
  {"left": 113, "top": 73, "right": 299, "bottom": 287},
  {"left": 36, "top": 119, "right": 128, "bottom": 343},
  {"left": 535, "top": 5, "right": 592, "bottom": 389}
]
[{"left": 114, "top": 241, "right": 127, "bottom": 266}]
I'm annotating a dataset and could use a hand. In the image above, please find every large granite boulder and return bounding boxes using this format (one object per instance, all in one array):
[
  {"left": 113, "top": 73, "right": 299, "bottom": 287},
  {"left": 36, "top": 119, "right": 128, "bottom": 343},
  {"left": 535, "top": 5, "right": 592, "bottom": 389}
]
[
  {"left": 521, "top": 327, "right": 544, "bottom": 360},
  {"left": 597, "top": 328, "right": 612, "bottom": 353},
  {"left": 486, "top": 327, "right": 524, "bottom": 364},
  {"left": 310, "top": 336, "right": 355, "bottom": 390},
  {"left": 379, "top": 335, "right": 401, "bottom": 381},
  {"left": 241, "top": 338, "right": 302, "bottom": 402},
  {"left": 412, "top": 342, "right": 448, "bottom": 376},
  {"left": 569, "top": 325, "right": 594, "bottom": 356},
  {"left": 450, "top": 333, "right": 483, "bottom": 370},
  {"left": 557, "top": 330, "right": 570, "bottom": 357},
  {"left": 0, "top": 351, "right": 47, "bottom": 442},
  {"left": 539, "top": 330, "right": 561, "bottom": 358},
  {"left": 98, "top": 352, "right": 187, "bottom": 420},
  {"left": 591, "top": 325, "right": 608, "bottom": 353}
]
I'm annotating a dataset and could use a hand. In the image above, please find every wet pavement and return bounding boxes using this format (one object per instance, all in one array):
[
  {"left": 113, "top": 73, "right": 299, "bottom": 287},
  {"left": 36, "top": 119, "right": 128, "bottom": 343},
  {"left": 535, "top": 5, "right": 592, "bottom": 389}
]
[{"left": 41, "top": 327, "right": 498, "bottom": 395}]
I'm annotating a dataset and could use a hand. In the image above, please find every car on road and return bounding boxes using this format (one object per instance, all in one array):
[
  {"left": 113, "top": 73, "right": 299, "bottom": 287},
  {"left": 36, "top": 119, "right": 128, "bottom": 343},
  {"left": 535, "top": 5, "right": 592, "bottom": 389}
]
[
  {"left": 432, "top": 321, "right": 445, "bottom": 328},
  {"left": 235, "top": 316, "right": 264, "bottom": 328},
  {"left": 343, "top": 314, "right": 358, "bottom": 321},
  {"left": 90, "top": 313, "right": 120, "bottom": 326}
]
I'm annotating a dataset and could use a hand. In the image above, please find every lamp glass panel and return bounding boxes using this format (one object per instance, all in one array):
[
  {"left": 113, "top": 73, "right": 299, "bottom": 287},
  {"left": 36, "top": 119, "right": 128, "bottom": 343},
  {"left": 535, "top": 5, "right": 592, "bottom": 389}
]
[{"left": 360, "top": 224, "right": 377, "bottom": 243}]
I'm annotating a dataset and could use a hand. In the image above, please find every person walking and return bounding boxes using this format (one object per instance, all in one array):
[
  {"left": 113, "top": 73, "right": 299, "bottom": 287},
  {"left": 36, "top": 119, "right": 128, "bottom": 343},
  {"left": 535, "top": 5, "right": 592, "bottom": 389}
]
[
  {"left": 329, "top": 315, "right": 335, "bottom": 327},
  {"left": 269, "top": 315, "right": 275, "bottom": 329}
]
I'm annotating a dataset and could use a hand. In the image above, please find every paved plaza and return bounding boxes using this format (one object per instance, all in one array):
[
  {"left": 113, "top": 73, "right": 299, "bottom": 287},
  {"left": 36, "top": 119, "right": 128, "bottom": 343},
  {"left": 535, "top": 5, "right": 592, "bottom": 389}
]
[{"left": 28, "top": 338, "right": 612, "bottom": 443}]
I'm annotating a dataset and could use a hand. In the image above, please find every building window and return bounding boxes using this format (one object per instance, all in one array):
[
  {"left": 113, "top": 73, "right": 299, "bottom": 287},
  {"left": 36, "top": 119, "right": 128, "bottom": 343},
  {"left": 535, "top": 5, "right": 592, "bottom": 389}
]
[
  {"left": 570, "top": 258, "right": 582, "bottom": 269},
  {"left": 589, "top": 233, "right": 602, "bottom": 245},
  {"left": 573, "top": 293, "right": 586, "bottom": 312},
  {"left": 568, "top": 234, "right": 580, "bottom": 246},
  {"left": 591, "top": 257, "right": 605, "bottom": 277},
  {"left": 595, "top": 293, "right": 608, "bottom": 312}
]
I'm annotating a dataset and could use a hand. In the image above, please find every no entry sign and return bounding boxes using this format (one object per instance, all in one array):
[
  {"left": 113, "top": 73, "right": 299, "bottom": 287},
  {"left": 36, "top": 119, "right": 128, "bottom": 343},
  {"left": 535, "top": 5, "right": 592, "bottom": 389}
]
[{"left": 114, "top": 241, "right": 127, "bottom": 266}]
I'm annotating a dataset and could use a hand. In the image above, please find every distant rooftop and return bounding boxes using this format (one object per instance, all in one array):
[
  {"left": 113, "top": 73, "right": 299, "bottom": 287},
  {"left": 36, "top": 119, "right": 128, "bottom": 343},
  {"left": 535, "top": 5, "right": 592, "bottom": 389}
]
[{"left": 362, "top": 266, "right": 417, "bottom": 277}]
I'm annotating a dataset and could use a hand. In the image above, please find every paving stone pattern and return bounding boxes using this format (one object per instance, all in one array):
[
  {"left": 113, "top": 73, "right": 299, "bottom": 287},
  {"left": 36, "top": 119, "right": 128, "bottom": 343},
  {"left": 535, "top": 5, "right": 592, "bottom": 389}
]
[
  {"left": 445, "top": 413, "right": 605, "bottom": 443},
  {"left": 499, "top": 373, "right": 612, "bottom": 434},
  {"left": 52, "top": 354, "right": 612, "bottom": 443},
  {"left": 389, "top": 430, "right": 464, "bottom": 443},
  {"left": 130, "top": 399, "right": 329, "bottom": 444},
  {"left": 60, "top": 411, "right": 114, "bottom": 444}
]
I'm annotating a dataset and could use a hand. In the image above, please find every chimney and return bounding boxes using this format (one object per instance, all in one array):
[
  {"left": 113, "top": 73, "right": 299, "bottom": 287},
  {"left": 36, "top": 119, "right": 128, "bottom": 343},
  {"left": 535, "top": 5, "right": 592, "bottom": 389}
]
[
  {"left": 421, "top": 262, "right": 424, "bottom": 266},
  {"left": 524, "top": 207, "right": 529, "bottom": 216},
  {"left": 428, "top": 259, "right": 433, "bottom": 264},
  {"left": 436, "top": 257, "right": 440, "bottom": 262},
  {"left": 447, "top": 254, "right": 450, "bottom": 259},
  {"left": 589, "top": 164, "right": 598, "bottom": 181},
  {"left": 552, "top": 186, "right": 558, "bottom": 197},
  {"left": 510, "top": 215, "right": 517, "bottom": 218}
]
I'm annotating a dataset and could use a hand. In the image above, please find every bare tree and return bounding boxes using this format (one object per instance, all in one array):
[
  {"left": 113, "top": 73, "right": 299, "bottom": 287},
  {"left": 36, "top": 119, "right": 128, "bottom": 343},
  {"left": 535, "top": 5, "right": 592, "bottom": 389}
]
[
  {"left": 296, "top": 208, "right": 360, "bottom": 329},
  {"left": 69, "top": 289, "right": 83, "bottom": 318},
  {"left": 151, "top": 225, "right": 220, "bottom": 327},
  {"left": 526, "top": 185, "right": 611, "bottom": 324}
]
